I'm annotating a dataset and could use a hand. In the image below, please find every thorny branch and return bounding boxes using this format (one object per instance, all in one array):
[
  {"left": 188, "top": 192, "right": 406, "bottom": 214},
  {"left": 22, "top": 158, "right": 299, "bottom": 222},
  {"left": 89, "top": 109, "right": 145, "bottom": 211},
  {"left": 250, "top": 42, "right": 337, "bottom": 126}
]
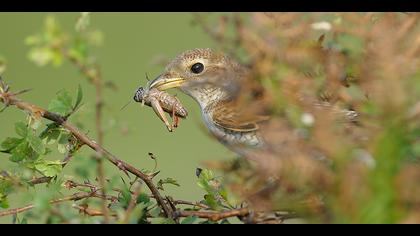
[
  {"left": 0, "top": 192, "right": 101, "bottom": 217},
  {"left": 0, "top": 79, "right": 174, "bottom": 219}
]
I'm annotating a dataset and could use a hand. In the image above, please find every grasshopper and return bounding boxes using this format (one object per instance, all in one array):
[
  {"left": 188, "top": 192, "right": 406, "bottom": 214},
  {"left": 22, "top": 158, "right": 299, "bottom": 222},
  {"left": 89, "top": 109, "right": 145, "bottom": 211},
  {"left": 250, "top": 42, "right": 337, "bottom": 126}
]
[{"left": 133, "top": 87, "right": 188, "bottom": 132}]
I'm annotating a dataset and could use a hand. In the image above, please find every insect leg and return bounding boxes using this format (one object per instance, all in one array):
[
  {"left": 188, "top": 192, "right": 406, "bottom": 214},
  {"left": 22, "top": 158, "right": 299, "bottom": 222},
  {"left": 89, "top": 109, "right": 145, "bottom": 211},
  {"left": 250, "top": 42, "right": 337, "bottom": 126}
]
[
  {"left": 150, "top": 98, "right": 172, "bottom": 132},
  {"left": 174, "top": 95, "right": 183, "bottom": 127},
  {"left": 170, "top": 100, "right": 179, "bottom": 128}
]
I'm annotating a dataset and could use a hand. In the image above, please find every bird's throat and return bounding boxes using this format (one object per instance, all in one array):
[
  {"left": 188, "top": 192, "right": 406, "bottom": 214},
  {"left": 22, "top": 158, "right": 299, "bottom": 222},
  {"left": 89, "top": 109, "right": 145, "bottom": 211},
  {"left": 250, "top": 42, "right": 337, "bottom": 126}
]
[{"left": 182, "top": 86, "right": 227, "bottom": 111}]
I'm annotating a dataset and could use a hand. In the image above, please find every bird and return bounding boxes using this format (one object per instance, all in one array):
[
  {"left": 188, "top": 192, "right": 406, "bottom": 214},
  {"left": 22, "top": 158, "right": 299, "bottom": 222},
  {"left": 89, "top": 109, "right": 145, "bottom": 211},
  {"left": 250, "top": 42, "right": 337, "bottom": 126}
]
[
  {"left": 148, "top": 48, "right": 359, "bottom": 169},
  {"left": 147, "top": 48, "right": 362, "bottom": 217},
  {"left": 148, "top": 48, "right": 272, "bottom": 158}
]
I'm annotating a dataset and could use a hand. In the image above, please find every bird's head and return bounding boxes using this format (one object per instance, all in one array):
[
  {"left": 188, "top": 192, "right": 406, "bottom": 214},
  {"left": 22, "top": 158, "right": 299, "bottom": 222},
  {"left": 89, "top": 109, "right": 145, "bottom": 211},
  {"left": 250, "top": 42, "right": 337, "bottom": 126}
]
[{"left": 149, "top": 48, "right": 247, "bottom": 108}]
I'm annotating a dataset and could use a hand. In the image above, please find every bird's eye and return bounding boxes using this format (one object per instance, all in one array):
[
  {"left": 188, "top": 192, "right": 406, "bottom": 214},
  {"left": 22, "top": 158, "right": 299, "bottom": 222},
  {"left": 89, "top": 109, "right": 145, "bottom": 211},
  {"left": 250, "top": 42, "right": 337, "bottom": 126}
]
[{"left": 190, "top": 62, "right": 204, "bottom": 74}]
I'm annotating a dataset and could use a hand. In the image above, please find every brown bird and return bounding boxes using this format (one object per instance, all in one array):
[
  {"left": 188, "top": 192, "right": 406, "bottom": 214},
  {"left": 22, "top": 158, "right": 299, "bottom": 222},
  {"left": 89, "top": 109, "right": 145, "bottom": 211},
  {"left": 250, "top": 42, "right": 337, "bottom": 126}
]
[
  {"left": 148, "top": 48, "right": 359, "bottom": 166},
  {"left": 148, "top": 48, "right": 271, "bottom": 158}
]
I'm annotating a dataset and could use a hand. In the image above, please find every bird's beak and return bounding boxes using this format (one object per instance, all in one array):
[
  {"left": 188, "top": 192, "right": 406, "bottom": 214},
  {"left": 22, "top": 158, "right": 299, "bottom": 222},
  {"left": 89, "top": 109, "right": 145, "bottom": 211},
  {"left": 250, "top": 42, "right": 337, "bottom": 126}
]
[{"left": 148, "top": 74, "right": 186, "bottom": 91}]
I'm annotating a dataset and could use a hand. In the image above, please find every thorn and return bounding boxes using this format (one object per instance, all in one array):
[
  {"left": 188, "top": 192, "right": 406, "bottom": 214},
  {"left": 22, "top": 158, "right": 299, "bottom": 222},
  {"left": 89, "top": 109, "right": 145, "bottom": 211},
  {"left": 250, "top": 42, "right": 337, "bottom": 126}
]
[
  {"left": 149, "top": 171, "right": 160, "bottom": 179},
  {"left": 120, "top": 176, "right": 127, "bottom": 185},
  {"left": 116, "top": 160, "right": 131, "bottom": 179},
  {"left": 12, "top": 88, "right": 32, "bottom": 96},
  {"left": 120, "top": 101, "right": 131, "bottom": 111}
]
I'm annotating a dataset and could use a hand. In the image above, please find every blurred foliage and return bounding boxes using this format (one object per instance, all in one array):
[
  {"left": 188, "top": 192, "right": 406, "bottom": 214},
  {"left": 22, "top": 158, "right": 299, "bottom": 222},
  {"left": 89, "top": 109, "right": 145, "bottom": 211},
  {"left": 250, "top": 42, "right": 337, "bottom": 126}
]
[
  {"left": 1, "top": 12, "right": 420, "bottom": 224},
  {"left": 195, "top": 12, "right": 420, "bottom": 223}
]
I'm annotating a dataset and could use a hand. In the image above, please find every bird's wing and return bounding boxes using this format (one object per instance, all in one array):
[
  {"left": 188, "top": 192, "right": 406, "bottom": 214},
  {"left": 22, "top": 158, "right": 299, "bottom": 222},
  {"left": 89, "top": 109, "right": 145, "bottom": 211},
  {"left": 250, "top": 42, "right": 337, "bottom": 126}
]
[{"left": 211, "top": 100, "right": 270, "bottom": 132}]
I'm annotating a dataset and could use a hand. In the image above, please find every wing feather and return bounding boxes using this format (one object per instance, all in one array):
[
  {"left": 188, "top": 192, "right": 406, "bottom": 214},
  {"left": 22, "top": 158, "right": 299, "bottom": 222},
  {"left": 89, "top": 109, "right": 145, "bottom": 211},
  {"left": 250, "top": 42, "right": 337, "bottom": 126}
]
[{"left": 211, "top": 100, "right": 270, "bottom": 132}]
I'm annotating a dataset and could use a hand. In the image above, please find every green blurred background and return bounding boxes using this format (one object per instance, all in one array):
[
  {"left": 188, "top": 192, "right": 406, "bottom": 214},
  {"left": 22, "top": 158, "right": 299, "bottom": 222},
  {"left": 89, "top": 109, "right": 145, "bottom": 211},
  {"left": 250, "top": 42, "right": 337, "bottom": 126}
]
[{"left": 0, "top": 12, "right": 233, "bottom": 223}]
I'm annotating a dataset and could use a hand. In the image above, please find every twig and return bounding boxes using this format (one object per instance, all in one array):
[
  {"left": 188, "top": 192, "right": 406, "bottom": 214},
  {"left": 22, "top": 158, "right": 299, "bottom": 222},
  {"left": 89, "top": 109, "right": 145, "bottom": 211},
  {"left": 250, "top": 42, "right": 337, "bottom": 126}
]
[
  {"left": 0, "top": 192, "right": 97, "bottom": 217},
  {"left": 176, "top": 208, "right": 297, "bottom": 223},
  {"left": 175, "top": 208, "right": 250, "bottom": 222},
  {"left": 95, "top": 156, "right": 109, "bottom": 223},
  {"left": 171, "top": 200, "right": 209, "bottom": 209},
  {"left": 73, "top": 205, "right": 117, "bottom": 217},
  {"left": 28, "top": 176, "right": 52, "bottom": 185},
  {"left": 0, "top": 83, "right": 174, "bottom": 219},
  {"left": 64, "top": 180, "right": 119, "bottom": 202}
]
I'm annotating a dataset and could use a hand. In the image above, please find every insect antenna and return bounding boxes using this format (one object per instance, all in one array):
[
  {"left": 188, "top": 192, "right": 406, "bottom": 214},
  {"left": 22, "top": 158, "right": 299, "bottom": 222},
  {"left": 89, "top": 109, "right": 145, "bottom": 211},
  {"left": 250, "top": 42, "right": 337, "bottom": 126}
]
[{"left": 120, "top": 100, "right": 132, "bottom": 111}]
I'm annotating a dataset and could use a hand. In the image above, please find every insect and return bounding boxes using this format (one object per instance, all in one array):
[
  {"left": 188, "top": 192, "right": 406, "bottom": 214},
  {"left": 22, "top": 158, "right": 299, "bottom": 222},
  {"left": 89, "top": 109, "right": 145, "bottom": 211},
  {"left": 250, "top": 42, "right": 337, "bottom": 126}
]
[{"left": 133, "top": 86, "right": 188, "bottom": 132}]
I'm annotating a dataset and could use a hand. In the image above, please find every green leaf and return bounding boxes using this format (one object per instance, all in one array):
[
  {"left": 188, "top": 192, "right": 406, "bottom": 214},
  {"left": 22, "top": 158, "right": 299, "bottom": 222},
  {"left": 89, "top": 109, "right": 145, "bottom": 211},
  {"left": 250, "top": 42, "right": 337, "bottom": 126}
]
[
  {"left": 27, "top": 133, "right": 46, "bottom": 155},
  {"left": 149, "top": 206, "right": 162, "bottom": 218},
  {"left": 69, "top": 40, "right": 88, "bottom": 63},
  {"left": 219, "top": 188, "right": 230, "bottom": 203},
  {"left": 118, "top": 186, "right": 132, "bottom": 209},
  {"left": 48, "top": 99, "right": 69, "bottom": 116},
  {"left": 157, "top": 177, "right": 180, "bottom": 191},
  {"left": 9, "top": 141, "right": 30, "bottom": 162},
  {"left": 0, "top": 196, "right": 9, "bottom": 209},
  {"left": 40, "top": 123, "right": 62, "bottom": 145},
  {"left": 19, "top": 218, "right": 28, "bottom": 224},
  {"left": 74, "top": 84, "right": 83, "bottom": 110},
  {"left": 181, "top": 216, "right": 198, "bottom": 224},
  {"left": 48, "top": 90, "right": 73, "bottom": 116},
  {"left": 57, "top": 90, "right": 73, "bottom": 110},
  {"left": 57, "top": 132, "right": 70, "bottom": 154},
  {"left": 0, "top": 179, "right": 13, "bottom": 209},
  {"left": 39, "top": 123, "right": 59, "bottom": 139},
  {"left": 35, "top": 160, "right": 63, "bottom": 177},
  {"left": 199, "top": 219, "right": 218, "bottom": 224},
  {"left": 15, "top": 122, "right": 28, "bottom": 137},
  {"left": 204, "top": 194, "right": 221, "bottom": 211},
  {"left": 1, "top": 137, "right": 23, "bottom": 151},
  {"left": 153, "top": 217, "right": 175, "bottom": 224},
  {"left": 51, "top": 49, "right": 63, "bottom": 67},
  {"left": 128, "top": 202, "right": 148, "bottom": 224},
  {"left": 220, "top": 219, "right": 231, "bottom": 224},
  {"left": 197, "top": 169, "right": 219, "bottom": 195},
  {"left": 136, "top": 193, "right": 150, "bottom": 204},
  {"left": 45, "top": 15, "right": 60, "bottom": 36},
  {"left": 42, "top": 128, "right": 61, "bottom": 145}
]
